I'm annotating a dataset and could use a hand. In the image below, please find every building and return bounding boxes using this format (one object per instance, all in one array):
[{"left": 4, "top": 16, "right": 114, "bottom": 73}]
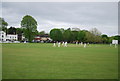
[
  {"left": 0, "top": 31, "right": 24, "bottom": 42},
  {"left": 6, "top": 34, "right": 18, "bottom": 41},
  {"left": 34, "top": 34, "right": 52, "bottom": 42},
  {"left": 0, "top": 31, "right": 6, "bottom": 42}
]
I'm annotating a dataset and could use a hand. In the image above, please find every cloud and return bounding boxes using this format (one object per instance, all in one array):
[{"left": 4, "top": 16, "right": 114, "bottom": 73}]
[{"left": 2, "top": 2, "right": 118, "bottom": 36}]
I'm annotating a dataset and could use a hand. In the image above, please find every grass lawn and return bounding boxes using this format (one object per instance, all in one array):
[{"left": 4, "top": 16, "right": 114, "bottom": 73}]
[{"left": 2, "top": 43, "right": 118, "bottom": 79}]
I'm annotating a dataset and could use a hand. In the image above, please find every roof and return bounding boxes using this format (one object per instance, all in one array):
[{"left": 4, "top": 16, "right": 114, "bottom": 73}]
[{"left": 36, "top": 34, "right": 49, "bottom": 37}]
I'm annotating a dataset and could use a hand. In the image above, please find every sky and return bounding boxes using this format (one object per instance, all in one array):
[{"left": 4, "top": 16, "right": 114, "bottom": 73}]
[{"left": 1, "top": 2, "right": 118, "bottom": 36}]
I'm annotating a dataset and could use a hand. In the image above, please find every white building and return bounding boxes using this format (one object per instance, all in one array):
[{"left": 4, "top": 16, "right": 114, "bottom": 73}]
[
  {"left": 0, "top": 31, "right": 18, "bottom": 42},
  {"left": 0, "top": 31, "right": 6, "bottom": 41},
  {"left": 6, "top": 34, "right": 18, "bottom": 41}
]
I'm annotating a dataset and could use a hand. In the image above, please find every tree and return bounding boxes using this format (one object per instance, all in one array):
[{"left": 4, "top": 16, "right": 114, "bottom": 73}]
[
  {"left": 50, "top": 29, "right": 63, "bottom": 41},
  {"left": 77, "top": 30, "right": 86, "bottom": 42},
  {"left": 101, "top": 34, "right": 109, "bottom": 43},
  {"left": 101, "top": 34, "right": 108, "bottom": 38},
  {"left": 90, "top": 28, "right": 101, "bottom": 36},
  {"left": 16, "top": 28, "right": 23, "bottom": 35},
  {"left": 63, "top": 30, "right": 72, "bottom": 42},
  {"left": 7, "top": 27, "right": 16, "bottom": 34},
  {"left": 0, "top": 17, "right": 8, "bottom": 32},
  {"left": 60, "top": 28, "right": 65, "bottom": 33},
  {"left": 21, "top": 15, "right": 37, "bottom": 42},
  {"left": 112, "top": 35, "right": 120, "bottom": 44},
  {"left": 39, "top": 31, "right": 45, "bottom": 35},
  {"left": 71, "top": 31, "right": 79, "bottom": 41},
  {"left": 108, "top": 37, "right": 114, "bottom": 44},
  {"left": 84, "top": 31, "right": 94, "bottom": 43},
  {"left": 113, "top": 35, "right": 120, "bottom": 41}
]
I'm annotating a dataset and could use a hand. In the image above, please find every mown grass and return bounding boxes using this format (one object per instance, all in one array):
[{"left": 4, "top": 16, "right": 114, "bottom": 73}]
[{"left": 2, "top": 43, "right": 118, "bottom": 79}]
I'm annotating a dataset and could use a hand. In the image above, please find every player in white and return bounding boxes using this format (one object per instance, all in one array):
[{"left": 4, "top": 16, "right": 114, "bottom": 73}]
[
  {"left": 84, "top": 43, "right": 86, "bottom": 48},
  {"left": 58, "top": 42, "right": 61, "bottom": 47},
  {"left": 62, "top": 41, "right": 65, "bottom": 46},
  {"left": 81, "top": 42, "right": 83, "bottom": 45},
  {"left": 24, "top": 41, "right": 26, "bottom": 43},
  {"left": 115, "top": 44, "right": 117, "bottom": 48},
  {"left": 53, "top": 42, "right": 56, "bottom": 47},
  {"left": 110, "top": 43, "right": 112, "bottom": 47},
  {"left": 76, "top": 41, "right": 78, "bottom": 45},
  {"left": 64, "top": 42, "right": 67, "bottom": 47}
]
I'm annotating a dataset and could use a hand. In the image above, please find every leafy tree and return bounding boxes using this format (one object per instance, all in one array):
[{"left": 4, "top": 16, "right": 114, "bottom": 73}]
[
  {"left": 111, "top": 35, "right": 120, "bottom": 44},
  {"left": 71, "top": 31, "right": 79, "bottom": 41},
  {"left": 84, "top": 31, "right": 93, "bottom": 43},
  {"left": 0, "top": 17, "right": 8, "bottom": 32},
  {"left": 16, "top": 28, "right": 23, "bottom": 35},
  {"left": 101, "top": 34, "right": 108, "bottom": 38},
  {"left": 50, "top": 29, "right": 63, "bottom": 41},
  {"left": 77, "top": 30, "right": 86, "bottom": 42},
  {"left": 60, "top": 28, "right": 65, "bottom": 33},
  {"left": 7, "top": 27, "right": 16, "bottom": 34},
  {"left": 90, "top": 28, "right": 101, "bottom": 36},
  {"left": 67, "top": 28, "right": 71, "bottom": 31},
  {"left": 94, "top": 35, "right": 102, "bottom": 43},
  {"left": 21, "top": 15, "right": 37, "bottom": 42},
  {"left": 63, "top": 30, "right": 72, "bottom": 42},
  {"left": 113, "top": 35, "right": 120, "bottom": 41},
  {"left": 39, "top": 31, "right": 45, "bottom": 35},
  {"left": 101, "top": 34, "right": 109, "bottom": 43},
  {"left": 108, "top": 37, "right": 114, "bottom": 44}
]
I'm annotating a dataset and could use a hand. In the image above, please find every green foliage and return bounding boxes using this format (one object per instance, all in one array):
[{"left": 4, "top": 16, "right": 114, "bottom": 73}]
[
  {"left": 101, "top": 34, "right": 109, "bottom": 43},
  {"left": 63, "top": 30, "right": 72, "bottom": 41},
  {"left": 16, "top": 28, "right": 23, "bottom": 35},
  {"left": 0, "top": 17, "right": 8, "bottom": 32},
  {"left": 84, "top": 30, "right": 102, "bottom": 43},
  {"left": 77, "top": 31, "right": 86, "bottom": 42},
  {"left": 7, "top": 27, "right": 16, "bottom": 34},
  {"left": 50, "top": 29, "right": 63, "bottom": 41},
  {"left": 71, "top": 31, "right": 79, "bottom": 41},
  {"left": 108, "top": 37, "right": 114, "bottom": 43},
  {"left": 101, "top": 34, "right": 108, "bottom": 38},
  {"left": 113, "top": 35, "right": 120, "bottom": 41},
  {"left": 21, "top": 15, "right": 38, "bottom": 42},
  {"left": 39, "top": 31, "right": 45, "bottom": 35},
  {"left": 84, "top": 31, "right": 94, "bottom": 43}
]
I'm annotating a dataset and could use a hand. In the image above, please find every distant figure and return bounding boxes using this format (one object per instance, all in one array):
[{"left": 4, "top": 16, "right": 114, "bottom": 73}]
[
  {"left": 64, "top": 42, "right": 67, "bottom": 47},
  {"left": 110, "top": 43, "right": 112, "bottom": 47},
  {"left": 58, "top": 42, "right": 61, "bottom": 47},
  {"left": 115, "top": 44, "right": 117, "bottom": 48},
  {"left": 76, "top": 41, "right": 78, "bottom": 45},
  {"left": 84, "top": 43, "right": 86, "bottom": 48},
  {"left": 24, "top": 41, "right": 26, "bottom": 43},
  {"left": 56, "top": 41, "right": 58, "bottom": 46},
  {"left": 62, "top": 42, "right": 65, "bottom": 46},
  {"left": 87, "top": 43, "right": 89, "bottom": 46},
  {"left": 81, "top": 42, "right": 83, "bottom": 45},
  {"left": 53, "top": 43, "right": 56, "bottom": 47}
]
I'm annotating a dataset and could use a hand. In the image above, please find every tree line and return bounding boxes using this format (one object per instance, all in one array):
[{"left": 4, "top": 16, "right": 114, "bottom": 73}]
[
  {"left": 0, "top": 15, "right": 120, "bottom": 43},
  {"left": 50, "top": 28, "right": 120, "bottom": 44}
]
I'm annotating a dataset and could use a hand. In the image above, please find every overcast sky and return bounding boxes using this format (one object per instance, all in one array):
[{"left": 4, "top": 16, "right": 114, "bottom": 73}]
[{"left": 2, "top": 2, "right": 118, "bottom": 36}]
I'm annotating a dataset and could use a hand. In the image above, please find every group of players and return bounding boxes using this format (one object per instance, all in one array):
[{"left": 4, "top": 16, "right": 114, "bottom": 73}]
[{"left": 53, "top": 41, "right": 88, "bottom": 48}]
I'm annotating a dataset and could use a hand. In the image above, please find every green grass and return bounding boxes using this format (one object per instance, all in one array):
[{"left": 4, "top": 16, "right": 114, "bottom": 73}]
[{"left": 2, "top": 43, "right": 118, "bottom": 79}]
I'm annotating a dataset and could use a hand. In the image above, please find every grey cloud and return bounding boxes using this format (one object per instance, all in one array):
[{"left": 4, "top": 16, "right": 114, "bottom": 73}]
[{"left": 2, "top": 2, "right": 118, "bottom": 36}]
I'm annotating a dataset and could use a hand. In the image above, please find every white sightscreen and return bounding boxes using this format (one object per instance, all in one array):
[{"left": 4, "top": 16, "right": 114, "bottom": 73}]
[{"left": 112, "top": 40, "right": 118, "bottom": 44}]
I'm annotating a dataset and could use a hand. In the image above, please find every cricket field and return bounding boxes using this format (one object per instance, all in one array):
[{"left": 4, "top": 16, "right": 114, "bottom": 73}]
[{"left": 2, "top": 43, "right": 118, "bottom": 79}]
